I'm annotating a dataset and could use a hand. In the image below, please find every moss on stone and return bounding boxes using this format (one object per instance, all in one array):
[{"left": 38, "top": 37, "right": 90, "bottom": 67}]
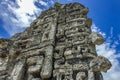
[{"left": 54, "top": 2, "right": 61, "bottom": 7}]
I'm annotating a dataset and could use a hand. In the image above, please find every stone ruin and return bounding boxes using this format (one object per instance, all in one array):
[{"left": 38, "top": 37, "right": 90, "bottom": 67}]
[{"left": 0, "top": 2, "right": 112, "bottom": 80}]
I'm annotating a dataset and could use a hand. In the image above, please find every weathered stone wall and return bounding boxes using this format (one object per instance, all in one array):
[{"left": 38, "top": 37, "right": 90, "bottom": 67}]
[{"left": 0, "top": 2, "right": 111, "bottom": 80}]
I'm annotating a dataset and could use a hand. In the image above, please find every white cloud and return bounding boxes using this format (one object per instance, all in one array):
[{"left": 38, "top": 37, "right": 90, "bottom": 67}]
[
  {"left": 91, "top": 23, "right": 106, "bottom": 37},
  {"left": 38, "top": 0, "right": 48, "bottom": 6},
  {"left": 8, "top": 0, "right": 42, "bottom": 27},
  {"left": 0, "top": 0, "right": 49, "bottom": 36},
  {"left": 92, "top": 24, "right": 120, "bottom": 80}
]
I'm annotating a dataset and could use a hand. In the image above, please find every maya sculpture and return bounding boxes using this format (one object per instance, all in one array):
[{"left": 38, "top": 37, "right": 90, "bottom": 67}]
[{"left": 0, "top": 2, "right": 112, "bottom": 80}]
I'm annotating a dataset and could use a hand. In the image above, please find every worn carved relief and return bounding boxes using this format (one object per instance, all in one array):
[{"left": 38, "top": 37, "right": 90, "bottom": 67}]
[{"left": 0, "top": 2, "right": 111, "bottom": 80}]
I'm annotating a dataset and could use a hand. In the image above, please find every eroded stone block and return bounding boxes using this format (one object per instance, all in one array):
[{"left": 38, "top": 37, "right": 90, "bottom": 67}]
[{"left": 11, "top": 60, "right": 25, "bottom": 80}]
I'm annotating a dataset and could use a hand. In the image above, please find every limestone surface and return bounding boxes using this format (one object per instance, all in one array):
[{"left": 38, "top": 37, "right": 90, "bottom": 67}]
[{"left": 0, "top": 2, "right": 111, "bottom": 80}]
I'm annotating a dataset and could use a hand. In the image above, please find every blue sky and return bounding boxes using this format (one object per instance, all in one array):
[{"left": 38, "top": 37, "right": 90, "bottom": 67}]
[{"left": 0, "top": 0, "right": 120, "bottom": 80}]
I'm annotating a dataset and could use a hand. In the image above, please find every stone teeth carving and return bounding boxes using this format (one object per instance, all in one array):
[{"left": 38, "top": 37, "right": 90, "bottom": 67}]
[{"left": 0, "top": 2, "right": 111, "bottom": 80}]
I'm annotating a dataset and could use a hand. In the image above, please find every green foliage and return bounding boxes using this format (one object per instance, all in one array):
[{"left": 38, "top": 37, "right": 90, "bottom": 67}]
[{"left": 54, "top": 2, "right": 61, "bottom": 7}]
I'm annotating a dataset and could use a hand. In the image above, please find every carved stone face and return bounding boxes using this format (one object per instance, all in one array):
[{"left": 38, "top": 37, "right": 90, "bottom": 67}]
[
  {"left": 89, "top": 32, "right": 104, "bottom": 45},
  {"left": 99, "top": 57, "right": 112, "bottom": 72},
  {"left": 90, "top": 56, "right": 112, "bottom": 72}
]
